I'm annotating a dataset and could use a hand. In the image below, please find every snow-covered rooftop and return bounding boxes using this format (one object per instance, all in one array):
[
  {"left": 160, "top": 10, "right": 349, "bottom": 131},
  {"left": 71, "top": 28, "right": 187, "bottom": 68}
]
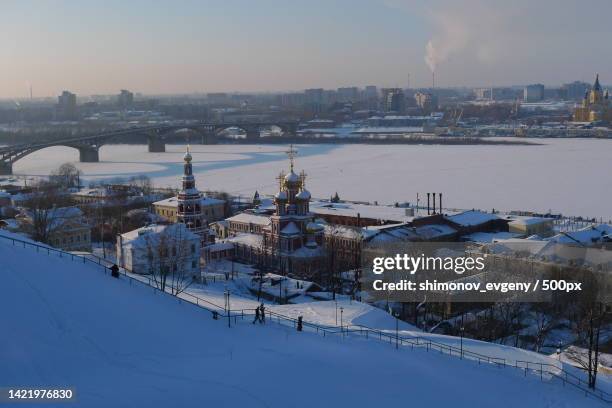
[
  {"left": 464, "top": 231, "right": 521, "bottom": 244},
  {"left": 153, "top": 196, "right": 224, "bottom": 207},
  {"left": 446, "top": 210, "right": 500, "bottom": 227},
  {"left": 226, "top": 233, "right": 264, "bottom": 247},
  {"left": 226, "top": 212, "right": 271, "bottom": 226},
  {"left": 414, "top": 224, "right": 457, "bottom": 240},
  {"left": 311, "top": 201, "right": 415, "bottom": 223},
  {"left": 507, "top": 216, "right": 554, "bottom": 226},
  {"left": 120, "top": 223, "right": 199, "bottom": 248},
  {"left": 549, "top": 224, "right": 612, "bottom": 246}
]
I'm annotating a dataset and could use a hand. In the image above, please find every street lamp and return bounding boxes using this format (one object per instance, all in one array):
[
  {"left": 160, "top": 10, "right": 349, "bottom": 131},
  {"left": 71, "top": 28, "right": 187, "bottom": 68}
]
[
  {"left": 394, "top": 311, "right": 400, "bottom": 350},
  {"left": 340, "top": 307, "right": 344, "bottom": 335},
  {"left": 224, "top": 288, "right": 231, "bottom": 328},
  {"left": 335, "top": 300, "right": 338, "bottom": 326},
  {"left": 460, "top": 326, "right": 465, "bottom": 359}
]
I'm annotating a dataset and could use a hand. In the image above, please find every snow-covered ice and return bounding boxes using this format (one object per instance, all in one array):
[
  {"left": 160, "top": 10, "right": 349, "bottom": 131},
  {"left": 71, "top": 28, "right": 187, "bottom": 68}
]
[{"left": 11, "top": 138, "right": 612, "bottom": 219}]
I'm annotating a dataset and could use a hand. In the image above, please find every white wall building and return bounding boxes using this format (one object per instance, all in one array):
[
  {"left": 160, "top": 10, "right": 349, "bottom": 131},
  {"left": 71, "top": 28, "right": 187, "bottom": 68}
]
[{"left": 116, "top": 223, "right": 201, "bottom": 276}]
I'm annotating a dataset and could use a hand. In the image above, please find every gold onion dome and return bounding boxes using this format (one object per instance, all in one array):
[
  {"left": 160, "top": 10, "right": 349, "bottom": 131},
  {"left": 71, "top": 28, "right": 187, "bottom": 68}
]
[
  {"left": 296, "top": 189, "right": 311, "bottom": 200},
  {"left": 284, "top": 171, "right": 300, "bottom": 184},
  {"left": 183, "top": 146, "right": 192, "bottom": 162},
  {"left": 275, "top": 190, "right": 288, "bottom": 201}
]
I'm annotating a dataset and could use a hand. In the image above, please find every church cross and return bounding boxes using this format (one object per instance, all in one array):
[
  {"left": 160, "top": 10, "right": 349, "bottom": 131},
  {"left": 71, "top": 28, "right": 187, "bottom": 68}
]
[{"left": 286, "top": 144, "right": 298, "bottom": 171}]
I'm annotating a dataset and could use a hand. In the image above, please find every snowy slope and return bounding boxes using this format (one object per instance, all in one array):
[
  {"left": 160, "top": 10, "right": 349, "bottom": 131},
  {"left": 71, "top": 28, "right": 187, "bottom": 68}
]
[{"left": 1, "top": 236, "right": 609, "bottom": 407}]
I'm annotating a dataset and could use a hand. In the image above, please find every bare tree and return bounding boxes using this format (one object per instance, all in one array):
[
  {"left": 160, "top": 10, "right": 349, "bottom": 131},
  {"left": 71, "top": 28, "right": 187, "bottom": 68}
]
[
  {"left": 20, "top": 182, "right": 73, "bottom": 244},
  {"left": 145, "top": 225, "right": 198, "bottom": 296},
  {"left": 128, "top": 175, "right": 153, "bottom": 196},
  {"left": 532, "top": 303, "right": 559, "bottom": 352},
  {"left": 50, "top": 162, "right": 82, "bottom": 189},
  {"left": 492, "top": 301, "right": 523, "bottom": 346},
  {"left": 566, "top": 272, "right": 609, "bottom": 389}
]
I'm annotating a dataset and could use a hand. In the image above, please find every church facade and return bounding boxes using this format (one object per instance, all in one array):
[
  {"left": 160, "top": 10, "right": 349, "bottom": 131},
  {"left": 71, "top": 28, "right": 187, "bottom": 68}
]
[
  {"left": 573, "top": 74, "right": 611, "bottom": 122},
  {"left": 154, "top": 147, "right": 216, "bottom": 245},
  {"left": 228, "top": 147, "right": 326, "bottom": 279}
]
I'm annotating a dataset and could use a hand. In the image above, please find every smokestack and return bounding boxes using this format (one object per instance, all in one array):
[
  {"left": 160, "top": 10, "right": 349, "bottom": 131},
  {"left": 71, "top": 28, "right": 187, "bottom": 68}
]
[
  {"left": 432, "top": 193, "right": 436, "bottom": 214},
  {"left": 357, "top": 212, "right": 361, "bottom": 228},
  {"left": 439, "top": 193, "right": 443, "bottom": 214},
  {"left": 427, "top": 193, "right": 430, "bottom": 215}
]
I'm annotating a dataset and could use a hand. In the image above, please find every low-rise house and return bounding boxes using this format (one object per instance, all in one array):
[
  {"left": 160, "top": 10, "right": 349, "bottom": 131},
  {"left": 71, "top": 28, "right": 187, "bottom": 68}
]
[
  {"left": 116, "top": 223, "right": 201, "bottom": 276},
  {"left": 507, "top": 216, "right": 554, "bottom": 237},
  {"left": 202, "top": 241, "right": 234, "bottom": 264},
  {"left": 153, "top": 196, "right": 225, "bottom": 223},
  {"left": 444, "top": 210, "right": 508, "bottom": 235},
  {"left": 310, "top": 201, "right": 416, "bottom": 226},
  {"left": 210, "top": 220, "right": 230, "bottom": 239},
  {"left": 16, "top": 206, "right": 91, "bottom": 251},
  {"left": 226, "top": 212, "right": 271, "bottom": 234},
  {"left": 71, "top": 187, "right": 121, "bottom": 205}
]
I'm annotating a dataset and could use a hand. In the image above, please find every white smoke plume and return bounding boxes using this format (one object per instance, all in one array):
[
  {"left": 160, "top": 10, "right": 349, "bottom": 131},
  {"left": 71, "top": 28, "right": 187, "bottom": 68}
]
[{"left": 423, "top": 10, "right": 469, "bottom": 73}]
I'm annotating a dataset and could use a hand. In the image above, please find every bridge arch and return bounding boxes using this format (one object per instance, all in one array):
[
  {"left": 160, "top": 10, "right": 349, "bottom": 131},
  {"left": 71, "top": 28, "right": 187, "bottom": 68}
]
[
  {"left": 0, "top": 122, "right": 299, "bottom": 175},
  {"left": 0, "top": 144, "right": 99, "bottom": 175}
]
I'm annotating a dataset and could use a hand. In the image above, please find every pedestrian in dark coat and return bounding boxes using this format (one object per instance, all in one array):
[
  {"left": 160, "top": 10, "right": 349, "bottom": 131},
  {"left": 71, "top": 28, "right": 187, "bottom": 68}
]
[
  {"left": 253, "top": 306, "right": 260, "bottom": 324},
  {"left": 260, "top": 303, "right": 266, "bottom": 324},
  {"left": 110, "top": 264, "right": 120, "bottom": 278}
]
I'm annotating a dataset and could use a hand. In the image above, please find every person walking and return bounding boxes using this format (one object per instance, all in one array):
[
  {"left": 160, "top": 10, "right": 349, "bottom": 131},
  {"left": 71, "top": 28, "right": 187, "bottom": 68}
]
[
  {"left": 252, "top": 305, "right": 260, "bottom": 324},
  {"left": 260, "top": 303, "right": 266, "bottom": 324},
  {"left": 109, "top": 264, "right": 120, "bottom": 278}
]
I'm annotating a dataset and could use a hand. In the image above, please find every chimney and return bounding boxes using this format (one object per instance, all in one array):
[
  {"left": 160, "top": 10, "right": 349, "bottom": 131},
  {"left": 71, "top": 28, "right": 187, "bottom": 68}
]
[
  {"left": 427, "top": 193, "right": 431, "bottom": 215},
  {"left": 357, "top": 212, "right": 361, "bottom": 228},
  {"left": 439, "top": 193, "right": 443, "bottom": 214},
  {"left": 432, "top": 193, "right": 436, "bottom": 215}
]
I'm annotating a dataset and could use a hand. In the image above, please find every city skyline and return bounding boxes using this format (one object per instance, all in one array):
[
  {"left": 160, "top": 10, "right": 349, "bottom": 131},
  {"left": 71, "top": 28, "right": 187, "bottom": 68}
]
[{"left": 2, "top": 0, "right": 612, "bottom": 99}]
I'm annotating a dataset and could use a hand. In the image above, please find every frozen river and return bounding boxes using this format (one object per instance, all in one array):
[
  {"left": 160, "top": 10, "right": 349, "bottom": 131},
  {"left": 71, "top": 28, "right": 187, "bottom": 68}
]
[{"left": 11, "top": 138, "right": 612, "bottom": 220}]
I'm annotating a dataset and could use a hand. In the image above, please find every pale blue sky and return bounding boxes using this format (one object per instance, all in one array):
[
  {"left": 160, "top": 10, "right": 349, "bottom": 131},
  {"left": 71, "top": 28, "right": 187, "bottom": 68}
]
[{"left": 1, "top": 0, "right": 611, "bottom": 98}]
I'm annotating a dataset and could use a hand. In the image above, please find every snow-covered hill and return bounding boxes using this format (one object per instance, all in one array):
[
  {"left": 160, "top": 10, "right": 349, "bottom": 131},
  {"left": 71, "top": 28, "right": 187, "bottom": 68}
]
[{"left": 1, "top": 234, "right": 608, "bottom": 407}]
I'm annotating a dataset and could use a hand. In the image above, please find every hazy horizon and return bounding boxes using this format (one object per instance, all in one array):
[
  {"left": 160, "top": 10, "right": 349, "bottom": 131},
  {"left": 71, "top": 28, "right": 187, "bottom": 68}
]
[{"left": 2, "top": 0, "right": 611, "bottom": 99}]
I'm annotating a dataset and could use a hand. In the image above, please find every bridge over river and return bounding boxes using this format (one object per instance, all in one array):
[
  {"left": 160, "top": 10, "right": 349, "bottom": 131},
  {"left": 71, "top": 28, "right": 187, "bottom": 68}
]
[{"left": 0, "top": 120, "right": 298, "bottom": 175}]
